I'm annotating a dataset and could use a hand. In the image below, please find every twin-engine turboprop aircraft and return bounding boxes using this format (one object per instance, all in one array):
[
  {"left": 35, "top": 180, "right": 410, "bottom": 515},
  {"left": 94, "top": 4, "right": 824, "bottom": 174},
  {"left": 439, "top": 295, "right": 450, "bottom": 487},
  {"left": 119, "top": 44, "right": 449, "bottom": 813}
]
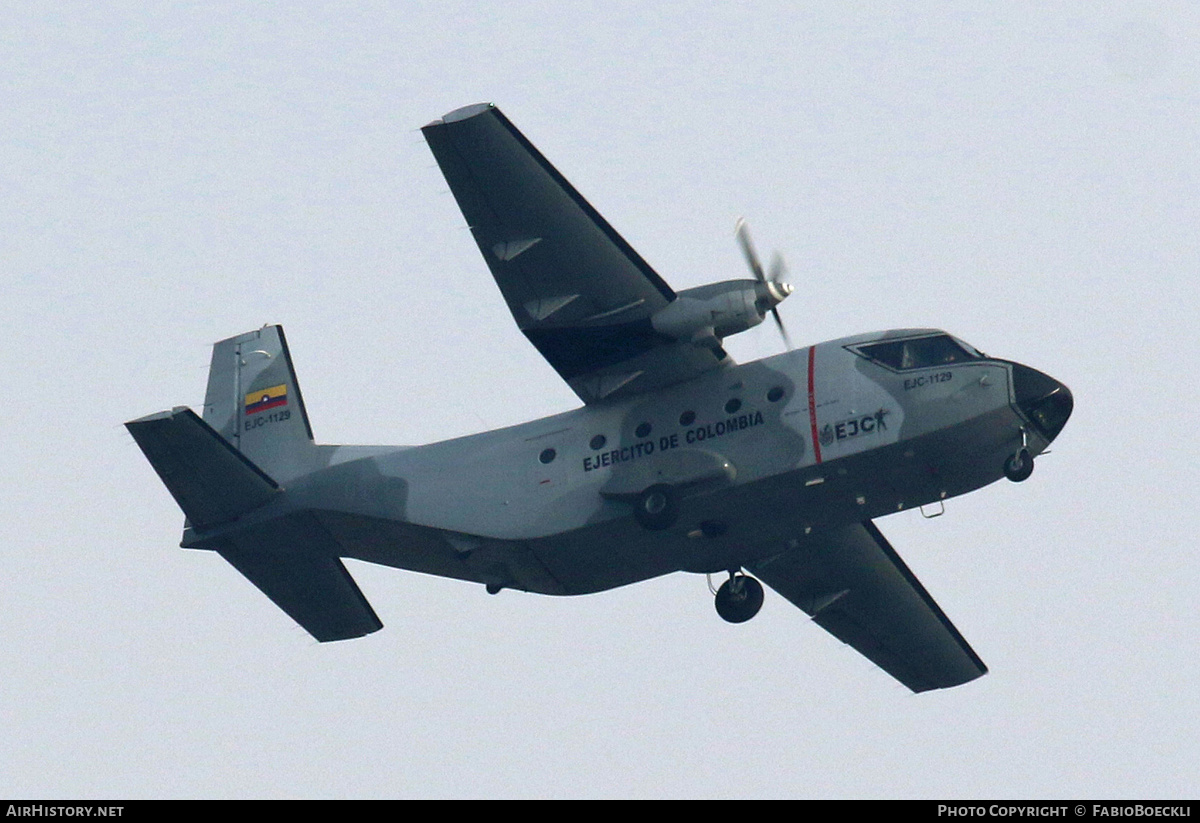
[{"left": 127, "top": 104, "right": 1073, "bottom": 693}]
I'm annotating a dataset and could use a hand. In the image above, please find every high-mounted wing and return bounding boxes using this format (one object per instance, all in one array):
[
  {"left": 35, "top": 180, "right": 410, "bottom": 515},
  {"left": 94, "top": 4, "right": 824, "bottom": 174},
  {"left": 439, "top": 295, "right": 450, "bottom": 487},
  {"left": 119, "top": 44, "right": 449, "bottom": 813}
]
[
  {"left": 422, "top": 103, "right": 730, "bottom": 404},
  {"left": 747, "top": 522, "right": 987, "bottom": 692}
]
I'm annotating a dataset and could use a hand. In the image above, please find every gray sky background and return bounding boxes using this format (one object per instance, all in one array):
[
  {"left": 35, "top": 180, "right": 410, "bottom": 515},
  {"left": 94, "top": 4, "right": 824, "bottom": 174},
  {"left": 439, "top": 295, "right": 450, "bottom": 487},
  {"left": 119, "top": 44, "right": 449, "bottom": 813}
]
[{"left": 3, "top": 2, "right": 1197, "bottom": 798}]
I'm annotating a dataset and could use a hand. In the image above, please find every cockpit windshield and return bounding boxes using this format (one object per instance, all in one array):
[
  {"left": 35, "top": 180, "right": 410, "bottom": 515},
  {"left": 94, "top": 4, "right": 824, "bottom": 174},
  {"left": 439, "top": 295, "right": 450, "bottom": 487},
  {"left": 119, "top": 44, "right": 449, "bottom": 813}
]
[{"left": 856, "top": 334, "right": 980, "bottom": 371}]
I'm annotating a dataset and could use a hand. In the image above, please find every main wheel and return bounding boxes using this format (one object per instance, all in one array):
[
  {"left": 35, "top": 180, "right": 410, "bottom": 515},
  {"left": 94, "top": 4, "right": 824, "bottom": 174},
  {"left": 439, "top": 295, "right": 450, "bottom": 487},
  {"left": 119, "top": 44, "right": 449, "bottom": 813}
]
[
  {"left": 715, "top": 575, "right": 764, "bottom": 624},
  {"left": 633, "top": 484, "right": 678, "bottom": 530},
  {"left": 1004, "top": 448, "right": 1034, "bottom": 482}
]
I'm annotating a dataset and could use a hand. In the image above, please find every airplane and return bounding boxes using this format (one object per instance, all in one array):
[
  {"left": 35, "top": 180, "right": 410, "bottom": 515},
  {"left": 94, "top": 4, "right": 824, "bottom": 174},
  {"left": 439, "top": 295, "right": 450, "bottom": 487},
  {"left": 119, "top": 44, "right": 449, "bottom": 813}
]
[{"left": 127, "top": 103, "right": 1073, "bottom": 693}]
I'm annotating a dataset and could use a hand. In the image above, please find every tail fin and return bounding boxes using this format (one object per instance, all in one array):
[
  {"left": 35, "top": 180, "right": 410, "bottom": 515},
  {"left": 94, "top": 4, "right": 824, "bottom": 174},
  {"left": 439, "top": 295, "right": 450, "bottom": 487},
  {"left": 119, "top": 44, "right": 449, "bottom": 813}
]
[
  {"left": 203, "top": 324, "right": 318, "bottom": 483},
  {"left": 128, "top": 325, "right": 383, "bottom": 642}
]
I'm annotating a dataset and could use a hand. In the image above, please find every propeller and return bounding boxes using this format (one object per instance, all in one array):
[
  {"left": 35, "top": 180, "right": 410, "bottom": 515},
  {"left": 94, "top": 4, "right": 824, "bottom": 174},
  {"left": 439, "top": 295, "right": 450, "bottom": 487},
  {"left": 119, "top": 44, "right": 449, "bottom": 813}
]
[{"left": 735, "top": 217, "right": 794, "bottom": 349}]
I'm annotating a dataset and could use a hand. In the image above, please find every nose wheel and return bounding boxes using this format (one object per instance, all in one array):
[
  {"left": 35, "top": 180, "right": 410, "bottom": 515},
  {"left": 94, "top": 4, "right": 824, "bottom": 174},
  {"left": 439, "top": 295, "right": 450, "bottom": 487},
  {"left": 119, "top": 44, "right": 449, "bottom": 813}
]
[
  {"left": 1004, "top": 429, "right": 1034, "bottom": 483},
  {"left": 1004, "top": 448, "right": 1033, "bottom": 482},
  {"left": 714, "top": 572, "right": 764, "bottom": 623},
  {"left": 1004, "top": 428, "right": 1035, "bottom": 482}
]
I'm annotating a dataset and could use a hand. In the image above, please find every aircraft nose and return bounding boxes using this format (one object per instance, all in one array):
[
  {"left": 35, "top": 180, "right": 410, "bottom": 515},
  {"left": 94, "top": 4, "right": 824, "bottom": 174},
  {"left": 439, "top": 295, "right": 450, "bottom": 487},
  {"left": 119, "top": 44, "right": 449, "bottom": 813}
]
[{"left": 1011, "top": 362, "right": 1073, "bottom": 443}]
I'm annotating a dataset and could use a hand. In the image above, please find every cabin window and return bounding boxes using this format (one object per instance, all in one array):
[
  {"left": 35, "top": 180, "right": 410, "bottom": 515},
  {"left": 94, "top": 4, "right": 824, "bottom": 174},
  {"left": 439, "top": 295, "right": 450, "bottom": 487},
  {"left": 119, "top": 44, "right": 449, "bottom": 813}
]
[
  {"left": 635, "top": 422, "right": 652, "bottom": 438},
  {"left": 725, "top": 398, "right": 742, "bottom": 414},
  {"left": 858, "top": 335, "right": 976, "bottom": 371},
  {"left": 538, "top": 448, "right": 557, "bottom": 464},
  {"left": 767, "top": 386, "right": 785, "bottom": 402},
  {"left": 589, "top": 434, "right": 607, "bottom": 450},
  {"left": 679, "top": 410, "right": 696, "bottom": 426}
]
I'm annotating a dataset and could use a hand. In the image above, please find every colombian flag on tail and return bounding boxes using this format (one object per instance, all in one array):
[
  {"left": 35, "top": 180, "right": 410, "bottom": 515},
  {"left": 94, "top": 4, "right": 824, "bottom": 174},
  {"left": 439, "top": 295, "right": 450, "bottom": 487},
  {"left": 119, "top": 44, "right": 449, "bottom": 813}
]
[{"left": 245, "top": 383, "right": 288, "bottom": 414}]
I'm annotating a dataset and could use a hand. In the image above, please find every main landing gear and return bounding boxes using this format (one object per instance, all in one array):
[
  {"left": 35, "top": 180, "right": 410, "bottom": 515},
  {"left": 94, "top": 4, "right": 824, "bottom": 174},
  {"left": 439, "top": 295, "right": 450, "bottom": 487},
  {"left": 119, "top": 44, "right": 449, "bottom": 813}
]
[
  {"left": 633, "top": 484, "right": 679, "bottom": 531},
  {"left": 713, "top": 571, "right": 764, "bottom": 624}
]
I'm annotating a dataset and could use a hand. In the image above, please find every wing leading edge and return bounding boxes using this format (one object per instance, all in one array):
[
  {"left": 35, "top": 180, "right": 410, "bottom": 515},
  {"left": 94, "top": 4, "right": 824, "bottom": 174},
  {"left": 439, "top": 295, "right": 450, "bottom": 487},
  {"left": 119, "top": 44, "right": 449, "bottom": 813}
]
[
  {"left": 748, "top": 522, "right": 987, "bottom": 692},
  {"left": 422, "top": 103, "right": 729, "bottom": 404}
]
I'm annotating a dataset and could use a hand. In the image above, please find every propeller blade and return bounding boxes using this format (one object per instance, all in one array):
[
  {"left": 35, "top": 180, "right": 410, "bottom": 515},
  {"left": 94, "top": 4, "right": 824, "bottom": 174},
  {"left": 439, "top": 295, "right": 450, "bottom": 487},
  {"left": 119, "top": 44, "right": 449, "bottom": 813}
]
[
  {"left": 735, "top": 217, "right": 766, "bottom": 283},
  {"left": 771, "top": 307, "right": 793, "bottom": 350},
  {"left": 768, "top": 251, "right": 787, "bottom": 285}
]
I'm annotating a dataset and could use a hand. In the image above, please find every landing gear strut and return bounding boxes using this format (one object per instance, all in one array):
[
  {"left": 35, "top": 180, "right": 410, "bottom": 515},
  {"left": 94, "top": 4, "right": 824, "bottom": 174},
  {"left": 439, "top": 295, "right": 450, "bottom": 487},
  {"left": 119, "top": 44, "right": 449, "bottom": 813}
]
[
  {"left": 714, "top": 572, "right": 764, "bottom": 624},
  {"left": 1004, "top": 429, "right": 1034, "bottom": 482}
]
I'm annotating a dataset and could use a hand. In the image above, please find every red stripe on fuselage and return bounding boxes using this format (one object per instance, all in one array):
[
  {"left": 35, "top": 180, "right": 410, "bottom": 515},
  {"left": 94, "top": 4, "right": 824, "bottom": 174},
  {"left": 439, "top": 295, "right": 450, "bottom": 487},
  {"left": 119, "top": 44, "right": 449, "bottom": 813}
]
[{"left": 807, "top": 345, "right": 822, "bottom": 464}]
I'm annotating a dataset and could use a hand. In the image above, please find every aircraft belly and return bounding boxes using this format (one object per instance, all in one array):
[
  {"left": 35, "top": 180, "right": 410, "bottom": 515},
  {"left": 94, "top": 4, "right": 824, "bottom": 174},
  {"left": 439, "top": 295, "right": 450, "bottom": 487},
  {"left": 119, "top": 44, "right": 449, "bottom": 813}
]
[
  {"left": 314, "top": 510, "right": 569, "bottom": 595},
  {"left": 524, "top": 520, "right": 693, "bottom": 595}
]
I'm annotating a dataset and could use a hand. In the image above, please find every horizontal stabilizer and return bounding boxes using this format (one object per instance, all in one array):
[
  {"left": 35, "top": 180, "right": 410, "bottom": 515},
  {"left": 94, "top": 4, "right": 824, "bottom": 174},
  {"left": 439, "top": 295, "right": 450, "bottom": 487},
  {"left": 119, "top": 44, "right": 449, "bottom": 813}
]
[
  {"left": 126, "top": 407, "right": 279, "bottom": 531},
  {"left": 218, "top": 514, "right": 383, "bottom": 642}
]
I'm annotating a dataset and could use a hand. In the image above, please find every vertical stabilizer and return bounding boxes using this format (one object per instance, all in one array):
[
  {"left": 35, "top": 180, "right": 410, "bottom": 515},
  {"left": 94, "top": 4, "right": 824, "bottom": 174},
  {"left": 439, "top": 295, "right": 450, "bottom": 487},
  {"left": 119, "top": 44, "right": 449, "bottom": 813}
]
[{"left": 203, "top": 325, "right": 318, "bottom": 483}]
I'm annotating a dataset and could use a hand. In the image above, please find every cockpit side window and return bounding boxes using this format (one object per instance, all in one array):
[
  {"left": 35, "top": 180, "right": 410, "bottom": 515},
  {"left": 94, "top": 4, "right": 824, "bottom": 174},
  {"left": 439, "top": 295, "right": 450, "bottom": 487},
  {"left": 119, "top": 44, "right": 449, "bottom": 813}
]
[{"left": 857, "top": 335, "right": 976, "bottom": 371}]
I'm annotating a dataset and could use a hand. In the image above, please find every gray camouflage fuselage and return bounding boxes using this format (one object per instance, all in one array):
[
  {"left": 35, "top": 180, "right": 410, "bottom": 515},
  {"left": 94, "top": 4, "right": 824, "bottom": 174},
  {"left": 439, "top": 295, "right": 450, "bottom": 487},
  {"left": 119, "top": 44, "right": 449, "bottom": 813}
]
[{"left": 183, "top": 328, "right": 1052, "bottom": 597}]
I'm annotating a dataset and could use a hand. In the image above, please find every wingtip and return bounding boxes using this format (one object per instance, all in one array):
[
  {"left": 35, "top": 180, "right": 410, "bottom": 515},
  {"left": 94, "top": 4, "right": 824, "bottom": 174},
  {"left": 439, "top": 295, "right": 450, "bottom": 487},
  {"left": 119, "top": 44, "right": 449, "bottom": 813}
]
[
  {"left": 424, "top": 102, "right": 495, "bottom": 130},
  {"left": 125, "top": 406, "right": 193, "bottom": 429}
]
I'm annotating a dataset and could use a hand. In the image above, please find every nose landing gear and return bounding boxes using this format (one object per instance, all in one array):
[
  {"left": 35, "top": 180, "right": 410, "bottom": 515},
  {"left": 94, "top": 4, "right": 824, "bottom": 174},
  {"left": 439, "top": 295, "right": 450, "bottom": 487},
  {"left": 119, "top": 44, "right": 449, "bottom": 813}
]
[
  {"left": 1004, "top": 448, "right": 1033, "bottom": 482},
  {"left": 1003, "top": 428, "right": 1034, "bottom": 482},
  {"left": 713, "top": 571, "right": 764, "bottom": 624}
]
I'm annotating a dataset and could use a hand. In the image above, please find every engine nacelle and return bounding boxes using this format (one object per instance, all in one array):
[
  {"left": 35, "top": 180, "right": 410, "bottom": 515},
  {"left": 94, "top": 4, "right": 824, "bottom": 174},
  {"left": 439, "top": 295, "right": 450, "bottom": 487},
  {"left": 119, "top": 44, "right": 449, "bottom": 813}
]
[{"left": 650, "top": 279, "right": 790, "bottom": 346}]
